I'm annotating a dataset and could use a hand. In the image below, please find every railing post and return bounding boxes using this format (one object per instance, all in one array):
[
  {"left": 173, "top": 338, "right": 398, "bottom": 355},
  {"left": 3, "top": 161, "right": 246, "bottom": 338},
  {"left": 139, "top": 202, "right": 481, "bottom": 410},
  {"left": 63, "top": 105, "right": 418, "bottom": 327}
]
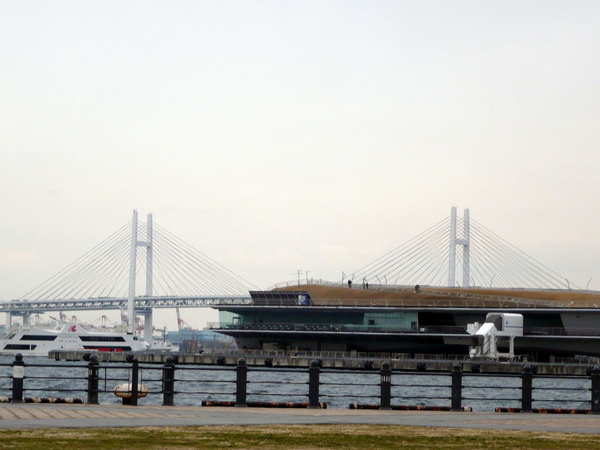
[
  {"left": 308, "top": 359, "right": 321, "bottom": 409},
  {"left": 130, "top": 359, "right": 139, "bottom": 406},
  {"left": 521, "top": 364, "right": 533, "bottom": 413},
  {"left": 11, "top": 353, "right": 24, "bottom": 403},
  {"left": 162, "top": 356, "right": 176, "bottom": 406},
  {"left": 87, "top": 355, "right": 100, "bottom": 405},
  {"left": 591, "top": 366, "right": 600, "bottom": 414},
  {"left": 236, "top": 358, "right": 248, "bottom": 407},
  {"left": 380, "top": 361, "right": 392, "bottom": 410},
  {"left": 451, "top": 363, "right": 463, "bottom": 411}
]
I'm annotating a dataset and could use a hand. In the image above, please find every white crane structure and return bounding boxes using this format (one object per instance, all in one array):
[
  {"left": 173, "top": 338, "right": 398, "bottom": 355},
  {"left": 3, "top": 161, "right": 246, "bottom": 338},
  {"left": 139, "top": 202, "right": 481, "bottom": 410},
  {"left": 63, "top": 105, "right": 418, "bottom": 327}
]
[{"left": 467, "top": 312, "right": 523, "bottom": 360}]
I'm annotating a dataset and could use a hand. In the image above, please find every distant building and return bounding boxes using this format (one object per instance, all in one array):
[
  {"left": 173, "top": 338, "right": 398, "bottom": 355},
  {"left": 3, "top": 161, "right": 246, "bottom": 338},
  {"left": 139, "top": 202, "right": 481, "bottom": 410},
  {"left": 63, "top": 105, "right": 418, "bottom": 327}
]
[{"left": 165, "top": 329, "right": 237, "bottom": 353}]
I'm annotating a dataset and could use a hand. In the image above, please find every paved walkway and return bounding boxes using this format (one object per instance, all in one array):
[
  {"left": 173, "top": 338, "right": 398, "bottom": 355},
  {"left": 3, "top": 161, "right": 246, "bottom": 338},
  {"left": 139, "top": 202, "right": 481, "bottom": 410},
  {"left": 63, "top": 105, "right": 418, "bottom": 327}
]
[{"left": 0, "top": 403, "right": 599, "bottom": 434}]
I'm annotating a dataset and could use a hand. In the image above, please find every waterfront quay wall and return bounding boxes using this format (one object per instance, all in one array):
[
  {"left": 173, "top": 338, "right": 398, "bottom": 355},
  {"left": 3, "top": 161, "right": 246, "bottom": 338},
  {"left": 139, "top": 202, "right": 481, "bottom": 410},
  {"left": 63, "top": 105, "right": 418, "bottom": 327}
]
[{"left": 49, "top": 350, "right": 593, "bottom": 375}]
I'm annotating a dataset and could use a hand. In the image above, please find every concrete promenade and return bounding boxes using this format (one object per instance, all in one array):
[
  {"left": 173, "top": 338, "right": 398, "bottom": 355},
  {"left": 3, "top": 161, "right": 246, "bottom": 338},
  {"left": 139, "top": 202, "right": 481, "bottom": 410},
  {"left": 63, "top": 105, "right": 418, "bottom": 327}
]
[{"left": 0, "top": 403, "right": 599, "bottom": 434}]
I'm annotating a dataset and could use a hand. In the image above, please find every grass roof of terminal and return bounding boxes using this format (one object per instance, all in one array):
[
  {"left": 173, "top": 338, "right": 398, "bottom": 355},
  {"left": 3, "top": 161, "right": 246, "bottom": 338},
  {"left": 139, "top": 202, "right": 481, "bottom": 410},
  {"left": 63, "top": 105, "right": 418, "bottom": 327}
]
[{"left": 275, "top": 284, "right": 600, "bottom": 308}]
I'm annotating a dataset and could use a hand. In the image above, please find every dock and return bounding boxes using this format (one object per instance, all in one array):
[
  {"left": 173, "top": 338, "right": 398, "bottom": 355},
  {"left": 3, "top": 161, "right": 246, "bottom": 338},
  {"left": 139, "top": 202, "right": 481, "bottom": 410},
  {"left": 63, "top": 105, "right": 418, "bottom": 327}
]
[{"left": 48, "top": 350, "right": 596, "bottom": 375}]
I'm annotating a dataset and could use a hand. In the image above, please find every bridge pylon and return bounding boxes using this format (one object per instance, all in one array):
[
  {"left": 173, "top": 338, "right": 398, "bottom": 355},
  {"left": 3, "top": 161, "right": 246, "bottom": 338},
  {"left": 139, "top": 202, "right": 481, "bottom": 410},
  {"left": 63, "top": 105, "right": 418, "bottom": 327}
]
[
  {"left": 448, "top": 206, "right": 470, "bottom": 288},
  {"left": 128, "top": 210, "right": 153, "bottom": 337}
]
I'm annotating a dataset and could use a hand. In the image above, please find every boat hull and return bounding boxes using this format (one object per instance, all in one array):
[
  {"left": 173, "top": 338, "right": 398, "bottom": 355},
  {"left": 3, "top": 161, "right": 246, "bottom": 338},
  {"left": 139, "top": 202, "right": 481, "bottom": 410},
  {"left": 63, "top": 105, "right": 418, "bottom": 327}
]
[{"left": 0, "top": 324, "right": 148, "bottom": 357}]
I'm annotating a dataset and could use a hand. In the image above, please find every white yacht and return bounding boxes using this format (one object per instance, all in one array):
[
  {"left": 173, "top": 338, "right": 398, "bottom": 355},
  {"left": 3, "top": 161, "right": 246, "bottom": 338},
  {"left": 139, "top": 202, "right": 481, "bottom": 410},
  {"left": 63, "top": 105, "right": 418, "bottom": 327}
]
[{"left": 0, "top": 323, "right": 150, "bottom": 357}]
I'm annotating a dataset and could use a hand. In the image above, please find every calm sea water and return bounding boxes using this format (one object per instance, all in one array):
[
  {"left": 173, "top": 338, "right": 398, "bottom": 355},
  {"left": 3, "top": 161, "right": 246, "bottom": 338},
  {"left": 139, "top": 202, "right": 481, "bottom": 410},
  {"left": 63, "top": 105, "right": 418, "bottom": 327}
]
[{"left": 0, "top": 356, "right": 592, "bottom": 411}]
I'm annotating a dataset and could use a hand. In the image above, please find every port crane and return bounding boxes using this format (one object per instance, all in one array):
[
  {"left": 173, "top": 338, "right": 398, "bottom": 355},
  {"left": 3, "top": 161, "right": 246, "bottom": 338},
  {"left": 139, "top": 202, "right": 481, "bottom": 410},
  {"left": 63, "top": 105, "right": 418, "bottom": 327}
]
[{"left": 176, "top": 307, "right": 192, "bottom": 331}]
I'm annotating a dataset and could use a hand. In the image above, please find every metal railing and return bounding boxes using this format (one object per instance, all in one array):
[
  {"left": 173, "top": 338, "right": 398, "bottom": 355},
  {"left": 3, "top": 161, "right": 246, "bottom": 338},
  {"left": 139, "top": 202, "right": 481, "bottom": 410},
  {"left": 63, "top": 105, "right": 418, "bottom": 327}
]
[
  {"left": 1, "top": 354, "right": 599, "bottom": 413},
  {"left": 207, "top": 322, "right": 466, "bottom": 334},
  {"left": 207, "top": 321, "right": 600, "bottom": 337}
]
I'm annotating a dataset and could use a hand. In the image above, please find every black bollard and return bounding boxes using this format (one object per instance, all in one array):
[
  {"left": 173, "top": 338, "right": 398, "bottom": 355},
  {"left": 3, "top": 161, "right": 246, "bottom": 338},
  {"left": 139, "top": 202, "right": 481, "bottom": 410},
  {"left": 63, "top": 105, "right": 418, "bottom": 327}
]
[
  {"left": 451, "top": 363, "right": 463, "bottom": 411},
  {"left": 308, "top": 359, "right": 321, "bottom": 409},
  {"left": 235, "top": 358, "right": 248, "bottom": 407},
  {"left": 380, "top": 361, "right": 392, "bottom": 410},
  {"left": 87, "top": 355, "right": 100, "bottom": 405},
  {"left": 162, "top": 356, "right": 176, "bottom": 406},
  {"left": 591, "top": 366, "right": 600, "bottom": 414},
  {"left": 11, "top": 353, "right": 25, "bottom": 403},
  {"left": 130, "top": 359, "right": 139, "bottom": 406},
  {"left": 521, "top": 364, "right": 533, "bottom": 413}
]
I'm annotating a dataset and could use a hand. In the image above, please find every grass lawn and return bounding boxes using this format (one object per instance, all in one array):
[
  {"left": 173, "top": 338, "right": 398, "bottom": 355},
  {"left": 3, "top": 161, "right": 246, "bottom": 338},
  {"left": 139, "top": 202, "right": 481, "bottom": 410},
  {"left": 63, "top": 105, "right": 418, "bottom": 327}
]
[{"left": 0, "top": 424, "right": 598, "bottom": 449}]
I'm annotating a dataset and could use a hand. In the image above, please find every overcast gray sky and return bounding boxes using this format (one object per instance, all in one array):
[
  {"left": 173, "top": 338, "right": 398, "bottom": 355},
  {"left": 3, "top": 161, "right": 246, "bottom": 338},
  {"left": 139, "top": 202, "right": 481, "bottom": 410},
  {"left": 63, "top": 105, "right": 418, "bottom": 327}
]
[{"left": 2, "top": 2, "right": 599, "bottom": 330}]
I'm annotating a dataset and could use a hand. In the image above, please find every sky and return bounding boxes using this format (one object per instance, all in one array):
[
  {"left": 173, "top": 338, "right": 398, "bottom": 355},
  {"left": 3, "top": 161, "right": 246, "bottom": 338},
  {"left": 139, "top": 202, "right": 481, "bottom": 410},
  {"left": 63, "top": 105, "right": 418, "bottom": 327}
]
[{"left": 2, "top": 2, "right": 599, "bottom": 331}]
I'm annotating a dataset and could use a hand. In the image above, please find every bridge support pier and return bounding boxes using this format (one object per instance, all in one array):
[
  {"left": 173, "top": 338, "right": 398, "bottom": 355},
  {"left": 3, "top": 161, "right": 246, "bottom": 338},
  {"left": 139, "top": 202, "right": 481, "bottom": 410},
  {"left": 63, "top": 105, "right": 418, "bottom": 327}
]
[
  {"left": 140, "top": 309, "right": 153, "bottom": 343},
  {"left": 6, "top": 311, "right": 31, "bottom": 327}
]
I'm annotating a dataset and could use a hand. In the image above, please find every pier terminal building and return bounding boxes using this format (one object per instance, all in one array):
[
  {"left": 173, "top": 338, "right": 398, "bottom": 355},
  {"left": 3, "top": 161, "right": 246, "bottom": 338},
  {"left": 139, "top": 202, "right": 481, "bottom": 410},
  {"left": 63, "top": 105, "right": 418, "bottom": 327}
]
[{"left": 209, "top": 285, "right": 600, "bottom": 362}]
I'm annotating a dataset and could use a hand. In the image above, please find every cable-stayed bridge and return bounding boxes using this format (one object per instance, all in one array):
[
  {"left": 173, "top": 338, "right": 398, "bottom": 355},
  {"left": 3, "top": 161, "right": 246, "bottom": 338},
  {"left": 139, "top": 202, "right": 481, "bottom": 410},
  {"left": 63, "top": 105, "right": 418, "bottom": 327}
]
[
  {"left": 349, "top": 207, "right": 573, "bottom": 290},
  {"left": 1, "top": 211, "right": 257, "bottom": 338},
  {"left": 21, "top": 212, "right": 256, "bottom": 299}
]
